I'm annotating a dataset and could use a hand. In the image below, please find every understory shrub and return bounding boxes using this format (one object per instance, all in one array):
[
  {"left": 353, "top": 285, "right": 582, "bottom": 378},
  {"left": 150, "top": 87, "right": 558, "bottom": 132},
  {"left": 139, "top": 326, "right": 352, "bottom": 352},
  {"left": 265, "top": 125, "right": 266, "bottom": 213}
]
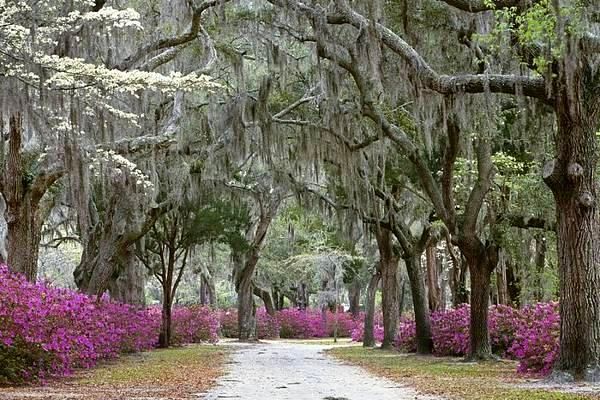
[
  {"left": 277, "top": 308, "right": 326, "bottom": 338},
  {"left": 507, "top": 302, "right": 560, "bottom": 375},
  {"left": 389, "top": 302, "right": 560, "bottom": 375},
  {"left": 255, "top": 308, "right": 280, "bottom": 339},
  {"left": 170, "top": 306, "right": 220, "bottom": 344},
  {"left": 350, "top": 312, "right": 384, "bottom": 343},
  {"left": 219, "top": 308, "right": 361, "bottom": 340},
  {"left": 0, "top": 265, "right": 220, "bottom": 384}
]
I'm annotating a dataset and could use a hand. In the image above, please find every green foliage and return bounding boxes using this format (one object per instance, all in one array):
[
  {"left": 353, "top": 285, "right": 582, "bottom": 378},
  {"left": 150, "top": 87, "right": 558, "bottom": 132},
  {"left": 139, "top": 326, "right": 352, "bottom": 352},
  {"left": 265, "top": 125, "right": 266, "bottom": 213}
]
[{"left": 185, "top": 199, "right": 251, "bottom": 252}]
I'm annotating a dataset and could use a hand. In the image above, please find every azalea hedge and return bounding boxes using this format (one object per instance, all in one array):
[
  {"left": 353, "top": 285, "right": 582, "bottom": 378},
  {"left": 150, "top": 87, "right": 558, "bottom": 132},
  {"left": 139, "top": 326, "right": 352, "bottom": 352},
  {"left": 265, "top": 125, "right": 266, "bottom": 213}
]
[
  {"left": 379, "top": 303, "right": 560, "bottom": 375},
  {"left": 219, "top": 308, "right": 363, "bottom": 340},
  {"left": 0, "top": 265, "right": 218, "bottom": 384}
]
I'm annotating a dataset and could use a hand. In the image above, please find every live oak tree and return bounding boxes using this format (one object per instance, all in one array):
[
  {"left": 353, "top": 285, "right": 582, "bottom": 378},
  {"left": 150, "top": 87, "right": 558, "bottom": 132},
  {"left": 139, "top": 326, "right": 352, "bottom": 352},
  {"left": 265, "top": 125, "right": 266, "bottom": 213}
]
[
  {"left": 0, "top": 0, "right": 218, "bottom": 283},
  {"left": 265, "top": 0, "right": 600, "bottom": 376}
]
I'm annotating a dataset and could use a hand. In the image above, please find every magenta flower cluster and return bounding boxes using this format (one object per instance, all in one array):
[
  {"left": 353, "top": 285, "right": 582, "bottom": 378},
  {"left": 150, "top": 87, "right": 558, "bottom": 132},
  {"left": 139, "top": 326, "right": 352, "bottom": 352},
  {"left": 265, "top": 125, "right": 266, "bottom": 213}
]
[
  {"left": 350, "top": 313, "right": 384, "bottom": 343},
  {"left": 388, "top": 303, "right": 560, "bottom": 375},
  {"left": 219, "top": 308, "right": 363, "bottom": 339},
  {"left": 166, "top": 306, "right": 220, "bottom": 344},
  {"left": 0, "top": 266, "right": 219, "bottom": 384}
]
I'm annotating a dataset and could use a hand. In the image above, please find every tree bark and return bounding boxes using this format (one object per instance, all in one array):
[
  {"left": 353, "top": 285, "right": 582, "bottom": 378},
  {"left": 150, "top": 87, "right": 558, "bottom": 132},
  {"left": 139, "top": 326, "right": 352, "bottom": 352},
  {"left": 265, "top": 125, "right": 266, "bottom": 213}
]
[
  {"left": 237, "top": 263, "right": 256, "bottom": 341},
  {"left": 159, "top": 289, "right": 173, "bottom": 348},
  {"left": 426, "top": 244, "right": 442, "bottom": 311},
  {"left": 108, "top": 255, "right": 146, "bottom": 305},
  {"left": 375, "top": 229, "right": 399, "bottom": 350},
  {"left": 348, "top": 279, "right": 361, "bottom": 318},
  {"left": 363, "top": 268, "right": 381, "bottom": 348},
  {"left": 543, "top": 92, "right": 600, "bottom": 379},
  {"left": 254, "top": 285, "right": 276, "bottom": 315},
  {"left": 496, "top": 250, "right": 509, "bottom": 305},
  {"left": 405, "top": 255, "right": 433, "bottom": 354},
  {"left": 533, "top": 234, "right": 546, "bottom": 302},
  {"left": 461, "top": 241, "right": 497, "bottom": 360},
  {"left": 2, "top": 113, "right": 64, "bottom": 281}
]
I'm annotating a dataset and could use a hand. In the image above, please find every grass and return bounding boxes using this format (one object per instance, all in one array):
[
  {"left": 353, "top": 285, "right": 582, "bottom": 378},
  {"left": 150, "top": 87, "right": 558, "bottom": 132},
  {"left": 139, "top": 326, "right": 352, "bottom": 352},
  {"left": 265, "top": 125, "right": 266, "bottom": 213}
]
[
  {"left": 328, "top": 347, "right": 597, "bottom": 400},
  {"left": 80, "top": 344, "right": 227, "bottom": 386},
  {"left": 0, "top": 344, "right": 228, "bottom": 400}
]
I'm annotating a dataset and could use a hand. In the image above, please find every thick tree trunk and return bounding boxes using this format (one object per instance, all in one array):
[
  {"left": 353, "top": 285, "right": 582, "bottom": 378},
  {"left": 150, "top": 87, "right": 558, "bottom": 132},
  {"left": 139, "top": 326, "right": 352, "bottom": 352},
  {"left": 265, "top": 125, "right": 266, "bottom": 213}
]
[
  {"left": 363, "top": 269, "right": 381, "bottom": 348},
  {"left": 6, "top": 199, "right": 42, "bottom": 281},
  {"left": 254, "top": 285, "right": 276, "bottom": 315},
  {"left": 463, "top": 248, "right": 496, "bottom": 360},
  {"left": 236, "top": 267, "right": 256, "bottom": 341},
  {"left": 375, "top": 229, "right": 399, "bottom": 350},
  {"left": 2, "top": 114, "right": 63, "bottom": 281},
  {"left": 348, "top": 280, "right": 361, "bottom": 318},
  {"left": 405, "top": 255, "right": 433, "bottom": 354},
  {"left": 426, "top": 244, "right": 441, "bottom": 311},
  {"left": 108, "top": 255, "right": 145, "bottom": 305},
  {"left": 543, "top": 98, "right": 600, "bottom": 379}
]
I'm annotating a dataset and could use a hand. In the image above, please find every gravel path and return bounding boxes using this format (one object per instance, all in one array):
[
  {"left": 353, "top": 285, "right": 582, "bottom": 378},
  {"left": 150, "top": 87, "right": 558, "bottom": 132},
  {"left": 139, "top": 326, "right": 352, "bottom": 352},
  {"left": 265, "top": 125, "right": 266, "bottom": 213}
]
[{"left": 204, "top": 341, "right": 439, "bottom": 400}]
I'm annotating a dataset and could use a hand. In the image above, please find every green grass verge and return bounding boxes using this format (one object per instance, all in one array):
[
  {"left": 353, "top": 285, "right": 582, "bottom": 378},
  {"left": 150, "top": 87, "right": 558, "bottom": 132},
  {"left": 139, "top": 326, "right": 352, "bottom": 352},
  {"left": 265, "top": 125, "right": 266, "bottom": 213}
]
[
  {"left": 79, "top": 344, "right": 228, "bottom": 388},
  {"left": 328, "top": 347, "right": 596, "bottom": 400}
]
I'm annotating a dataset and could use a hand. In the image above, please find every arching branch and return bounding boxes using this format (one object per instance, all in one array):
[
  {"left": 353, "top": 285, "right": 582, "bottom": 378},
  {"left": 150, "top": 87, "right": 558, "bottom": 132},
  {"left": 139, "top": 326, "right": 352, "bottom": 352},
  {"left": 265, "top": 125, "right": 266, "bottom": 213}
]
[
  {"left": 115, "top": 0, "right": 230, "bottom": 71},
  {"left": 268, "top": 0, "right": 550, "bottom": 101}
]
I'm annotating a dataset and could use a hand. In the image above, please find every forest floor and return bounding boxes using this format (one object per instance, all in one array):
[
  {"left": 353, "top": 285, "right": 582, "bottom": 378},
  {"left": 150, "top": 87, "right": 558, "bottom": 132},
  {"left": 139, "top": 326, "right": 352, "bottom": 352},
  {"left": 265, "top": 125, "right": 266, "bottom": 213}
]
[
  {"left": 328, "top": 346, "right": 600, "bottom": 400},
  {"left": 0, "top": 344, "right": 228, "bottom": 400}
]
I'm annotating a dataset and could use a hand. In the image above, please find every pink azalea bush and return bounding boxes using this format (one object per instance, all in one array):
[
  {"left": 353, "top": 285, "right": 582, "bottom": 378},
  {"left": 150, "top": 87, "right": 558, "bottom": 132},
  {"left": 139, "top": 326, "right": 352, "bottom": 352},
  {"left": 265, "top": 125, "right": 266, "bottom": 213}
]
[
  {"left": 170, "top": 306, "right": 220, "bottom": 344},
  {"left": 277, "top": 308, "right": 326, "bottom": 338},
  {"left": 218, "top": 308, "right": 280, "bottom": 339},
  {"left": 219, "top": 309, "right": 239, "bottom": 338},
  {"left": 507, "top": 302, "right": 560, "bottom": 375},
  {"left": 430, "top": 304, "right": 471, "bottom": 356},
  {"left": 388, "top": 303, "right": 560, "bottom": 375},
  {"left": 394, "top": 317, "right": 417, "bottom": 352},
  {"left": 0, "top": 266, "right": 220, "bottom": 384},
  {"left": 0, "top": 265, "right": 157, "bottom": 383},
  {"left": 350, "top": 312, "right": 384, "bottom": 343},
  {"left": 255, "top": 308, "right": 280, "bottom": 339},
  {"left": 325, "top": 311, "right": 363, "bottom": 337}
]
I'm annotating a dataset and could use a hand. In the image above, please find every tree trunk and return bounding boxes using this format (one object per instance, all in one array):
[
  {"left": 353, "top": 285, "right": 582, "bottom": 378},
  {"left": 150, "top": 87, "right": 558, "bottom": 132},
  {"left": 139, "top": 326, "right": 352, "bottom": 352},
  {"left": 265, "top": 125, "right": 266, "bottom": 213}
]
[
  {"left": 6, "top": 198, "right": 42, "bottom": 281},
  {"left": 363, "top": 269, "right": 381, "bottom": 348},
  {"left": 398, "top": 278, "right": 406, "bottom": 317},
  {"left": 496, "top": 250, "right": 509, "bottom": 305},
  {"left": 533, "top": 234, "right": 546, "bottom": 302},
  {"left": 2, "top": 114, "right": 63, "bottom": 281},
  {"left": 506, "top": 258, "right": 520, "bottom": 307},
  {"left": 450, "top": 255, "right": 469, "bottom": 307},
  {"left": 426, "top": 244, "right": 441, "bottom": 311},
  {"left": 108, "top": 256, "right": 146, "bottom": 305},
  {"left": 463, "top": 245, "right": 496, "bottom": 360},
  {"left": 375, "top": 229, "right": 399, "bottom": 350},
  {"left": 348, "top": 280, "right": 361, "bottom": 318},
  {"left": 159, "top": 292, "right": 173, "bottom": 348},
  {"left": 405, "top": 255, "right": 433, "bottom": 354},
  {"left": 543, "top": 96, "right": 600, "bottom": 379},
  {"left": 200, "top": 275, "right": 209, "bottom": 305},
  {"left": 254, "top": 285, "right": 276, "bottom": 315},
  {"left": 296, "top": 282, "right": 309, "bottom": 309}
]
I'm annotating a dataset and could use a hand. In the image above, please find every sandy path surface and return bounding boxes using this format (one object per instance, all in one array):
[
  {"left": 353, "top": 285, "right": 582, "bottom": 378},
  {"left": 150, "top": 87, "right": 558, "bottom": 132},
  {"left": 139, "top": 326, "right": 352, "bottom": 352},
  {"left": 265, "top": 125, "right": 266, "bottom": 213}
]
[{"left": 204, "top": 341, "right": 439, "bottom": 400}]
